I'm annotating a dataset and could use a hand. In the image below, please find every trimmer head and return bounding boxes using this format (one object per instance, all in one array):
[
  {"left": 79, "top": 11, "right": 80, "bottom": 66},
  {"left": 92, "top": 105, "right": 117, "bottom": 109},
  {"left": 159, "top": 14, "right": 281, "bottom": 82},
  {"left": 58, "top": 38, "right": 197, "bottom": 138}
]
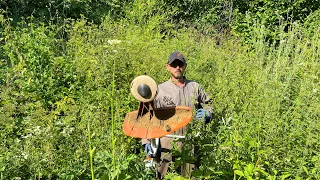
[{"left": 130, "top": 75, "right": 158, "bottom": 102}]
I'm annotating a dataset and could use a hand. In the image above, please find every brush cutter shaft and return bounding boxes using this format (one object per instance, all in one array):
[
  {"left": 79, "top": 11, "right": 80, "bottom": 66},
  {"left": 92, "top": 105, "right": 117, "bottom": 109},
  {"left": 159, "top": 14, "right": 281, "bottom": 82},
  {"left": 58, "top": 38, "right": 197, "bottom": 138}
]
[
  {"left": 150, "top": 135, "right": 185, "bottom": 153},
  {"left": 149, "top": 135, "right": 185, "bottom": 155},
  {"left": 150, "top": 138, "right": 160, "bottom": 156},
  {"left": 165, "top": 134, "right": 185, "bottom": 139}
]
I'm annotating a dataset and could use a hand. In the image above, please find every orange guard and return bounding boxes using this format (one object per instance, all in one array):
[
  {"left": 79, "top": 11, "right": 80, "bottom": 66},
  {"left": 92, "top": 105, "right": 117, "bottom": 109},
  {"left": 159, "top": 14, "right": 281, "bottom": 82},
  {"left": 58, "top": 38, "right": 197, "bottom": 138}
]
[{"left": 123, "top": 105, "right": 192, "bottom": 139}]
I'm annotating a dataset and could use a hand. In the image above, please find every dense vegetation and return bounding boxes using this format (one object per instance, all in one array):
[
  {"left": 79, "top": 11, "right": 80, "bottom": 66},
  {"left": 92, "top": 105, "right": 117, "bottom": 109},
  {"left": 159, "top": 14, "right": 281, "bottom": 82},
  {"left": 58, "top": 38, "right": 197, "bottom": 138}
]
[{"left": 0, "top": 0, "right": 319, "bottom": 179}]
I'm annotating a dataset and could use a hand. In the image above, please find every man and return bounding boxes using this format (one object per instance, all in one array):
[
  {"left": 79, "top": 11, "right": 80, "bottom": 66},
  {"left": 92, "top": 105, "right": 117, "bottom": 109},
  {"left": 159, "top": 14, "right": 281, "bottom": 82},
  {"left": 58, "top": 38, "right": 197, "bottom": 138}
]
[{"left": 142, "top": 51, "right": 213, "bottom": 179}]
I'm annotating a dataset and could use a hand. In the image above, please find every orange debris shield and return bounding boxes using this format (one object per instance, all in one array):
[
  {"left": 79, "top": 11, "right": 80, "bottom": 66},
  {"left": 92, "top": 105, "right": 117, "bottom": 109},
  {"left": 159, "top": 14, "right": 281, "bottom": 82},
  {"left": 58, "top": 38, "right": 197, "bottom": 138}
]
[{"left": 123, "top": 105, "right": 192, "bottom": 139}]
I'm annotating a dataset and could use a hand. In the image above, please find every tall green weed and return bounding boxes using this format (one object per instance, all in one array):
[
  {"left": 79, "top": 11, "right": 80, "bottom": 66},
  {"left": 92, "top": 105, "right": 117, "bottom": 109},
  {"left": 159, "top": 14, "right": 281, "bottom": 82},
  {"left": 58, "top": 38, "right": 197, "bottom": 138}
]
[{"left": 0, "top": 3, "right": 319, "bottom": 179}]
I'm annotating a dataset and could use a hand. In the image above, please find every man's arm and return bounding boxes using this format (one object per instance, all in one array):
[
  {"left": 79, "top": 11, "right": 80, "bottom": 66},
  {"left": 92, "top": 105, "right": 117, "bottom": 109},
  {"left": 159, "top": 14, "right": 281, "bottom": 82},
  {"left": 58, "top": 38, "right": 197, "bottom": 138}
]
[{"left": 197, "top": 85, "right": 213, "bottom": 122}]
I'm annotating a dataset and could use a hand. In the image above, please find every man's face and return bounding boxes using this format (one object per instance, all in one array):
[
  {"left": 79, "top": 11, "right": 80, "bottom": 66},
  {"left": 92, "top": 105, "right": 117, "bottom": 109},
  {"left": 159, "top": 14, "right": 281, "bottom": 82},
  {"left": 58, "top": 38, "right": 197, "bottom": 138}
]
[{"left": 166, "top": 60, "right": 187, "bottom": 79}]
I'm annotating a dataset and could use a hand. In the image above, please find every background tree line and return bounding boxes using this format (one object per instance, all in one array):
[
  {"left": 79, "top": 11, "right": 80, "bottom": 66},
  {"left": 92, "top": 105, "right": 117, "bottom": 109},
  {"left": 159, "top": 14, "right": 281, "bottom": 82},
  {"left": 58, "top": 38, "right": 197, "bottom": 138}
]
[{"left": 1, "top": 0, "right": 320, "bottom": 38}]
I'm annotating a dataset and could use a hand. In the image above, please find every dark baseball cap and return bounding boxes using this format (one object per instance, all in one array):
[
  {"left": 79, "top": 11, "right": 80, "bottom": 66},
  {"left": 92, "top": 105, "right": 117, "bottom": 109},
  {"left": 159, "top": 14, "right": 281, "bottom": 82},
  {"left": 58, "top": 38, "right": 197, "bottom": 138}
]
[{"left": 168, "top": 51, "right": 186, "bottom": 64}]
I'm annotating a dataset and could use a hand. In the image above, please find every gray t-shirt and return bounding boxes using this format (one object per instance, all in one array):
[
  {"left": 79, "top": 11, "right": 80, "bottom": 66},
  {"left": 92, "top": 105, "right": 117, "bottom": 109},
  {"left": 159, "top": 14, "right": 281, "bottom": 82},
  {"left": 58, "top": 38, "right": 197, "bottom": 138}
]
[
  {"left": 155, "top": 77, "right": 213, "bottom": 136},
  {"left": 154, "top": 77, "right": 212, "bottom": 111}
]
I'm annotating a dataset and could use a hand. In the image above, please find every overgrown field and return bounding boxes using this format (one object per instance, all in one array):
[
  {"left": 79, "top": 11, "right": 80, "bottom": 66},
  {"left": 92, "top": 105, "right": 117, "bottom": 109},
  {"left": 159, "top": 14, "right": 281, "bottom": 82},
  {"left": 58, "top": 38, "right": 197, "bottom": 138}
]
[{"left": 0, "top": 7, "right": 320, "bottom": 180}]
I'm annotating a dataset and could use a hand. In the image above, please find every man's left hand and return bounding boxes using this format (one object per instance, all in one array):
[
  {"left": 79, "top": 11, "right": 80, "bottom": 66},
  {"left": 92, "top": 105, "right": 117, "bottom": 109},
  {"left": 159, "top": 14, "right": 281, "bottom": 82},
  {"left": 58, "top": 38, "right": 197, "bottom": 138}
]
[{"left": 195, "top": 109, "right": 211, "bottom": 123}]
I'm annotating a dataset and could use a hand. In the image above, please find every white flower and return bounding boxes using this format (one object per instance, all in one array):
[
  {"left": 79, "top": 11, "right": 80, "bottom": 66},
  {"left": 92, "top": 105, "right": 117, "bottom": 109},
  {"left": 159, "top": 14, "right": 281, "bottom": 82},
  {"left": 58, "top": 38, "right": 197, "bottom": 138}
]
[
  {"left": 107, "top": 39, "right": 121, "bottom": 45},
  {"left": 22, "top": 134, "right": 33, "bottom": 139},
  {"left": 34, "top": 126, "right": 41, "bottom": 135},
  {"left": 21, "top": 152, "right": 29, "bottom": 159},
  {"left": 62, "top": 126, "right": 74, "bottom": 136},
  {"left": 25, "top": 116, "right": 30, "bottom": 122}
]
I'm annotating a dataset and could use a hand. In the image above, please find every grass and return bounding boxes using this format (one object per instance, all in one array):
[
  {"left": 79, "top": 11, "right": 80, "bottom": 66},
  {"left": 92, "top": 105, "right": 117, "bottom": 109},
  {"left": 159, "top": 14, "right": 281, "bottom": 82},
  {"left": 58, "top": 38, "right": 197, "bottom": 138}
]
[{"left": 0, "top": 11, "right": 319, "bottom": 179}]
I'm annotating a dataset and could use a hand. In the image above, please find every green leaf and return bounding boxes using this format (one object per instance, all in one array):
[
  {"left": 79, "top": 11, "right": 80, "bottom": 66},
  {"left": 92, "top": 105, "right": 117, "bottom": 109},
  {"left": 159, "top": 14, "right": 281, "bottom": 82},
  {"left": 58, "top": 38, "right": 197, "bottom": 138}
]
[
  {"left": 244, "top": 163, "right": 254, "bottom": 174},
  {"left": 295, "top": 176, "right": 301, "bottom": 180},
  {"left": 192, "top": 169, "right": 203, "bottom": 177},
  {"left": 90, "top": 146, "right": 96, "bottom": 155},
  {"left": 234, "top": 170, "right": 244, "bottom": 177},
  {"left": 281, "top": 173, "right": 291, "bottom": 180},
  {"left": 302, "top": 166, "right": 308, "bottom": 175},
  {"left": 256, "top": 168, "right": 269, "bottom": 176}
]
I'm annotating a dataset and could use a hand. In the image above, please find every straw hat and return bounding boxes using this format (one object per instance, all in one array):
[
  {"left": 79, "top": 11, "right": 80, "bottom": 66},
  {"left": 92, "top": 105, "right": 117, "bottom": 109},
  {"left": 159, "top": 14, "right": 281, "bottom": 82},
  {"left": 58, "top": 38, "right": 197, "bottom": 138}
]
[{"left": 130, "top": 75, "right": 158, "bottom": 102}]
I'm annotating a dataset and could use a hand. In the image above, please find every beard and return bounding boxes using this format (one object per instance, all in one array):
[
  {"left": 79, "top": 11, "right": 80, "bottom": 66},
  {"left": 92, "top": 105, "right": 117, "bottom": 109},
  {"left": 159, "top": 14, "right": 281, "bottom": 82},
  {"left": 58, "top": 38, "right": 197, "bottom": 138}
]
[{"left": 171, "top": 72, "right": 183, "bottom": 79}]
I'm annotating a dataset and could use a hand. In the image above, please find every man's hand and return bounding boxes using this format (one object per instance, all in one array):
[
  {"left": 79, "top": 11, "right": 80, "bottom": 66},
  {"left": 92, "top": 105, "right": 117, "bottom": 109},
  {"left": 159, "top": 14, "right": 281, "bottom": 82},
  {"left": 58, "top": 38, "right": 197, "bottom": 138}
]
[
  {"left": 195, "top": 109, "right": 211, "bottom": 123},
  {"left": 144, "top": 144, "right": 156, "bottom": 158}
]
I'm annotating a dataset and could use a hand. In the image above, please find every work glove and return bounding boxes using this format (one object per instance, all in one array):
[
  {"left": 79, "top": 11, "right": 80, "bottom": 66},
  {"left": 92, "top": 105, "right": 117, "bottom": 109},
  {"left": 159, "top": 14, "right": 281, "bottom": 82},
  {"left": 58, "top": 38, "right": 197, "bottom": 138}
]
[
  {"left": 144, "top": 144, "right": 156, "bottom": 158},
  {"left": 195, "top": 109, "right": 211, "bottom": 123}
]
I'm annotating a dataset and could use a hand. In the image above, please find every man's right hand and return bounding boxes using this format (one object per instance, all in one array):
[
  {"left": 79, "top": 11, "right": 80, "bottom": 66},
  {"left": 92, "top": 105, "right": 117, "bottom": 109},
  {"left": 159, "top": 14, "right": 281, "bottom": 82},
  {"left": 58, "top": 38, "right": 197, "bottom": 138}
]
[{"left": 144, "top": 144, "right": 156, "bottom": 158}]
